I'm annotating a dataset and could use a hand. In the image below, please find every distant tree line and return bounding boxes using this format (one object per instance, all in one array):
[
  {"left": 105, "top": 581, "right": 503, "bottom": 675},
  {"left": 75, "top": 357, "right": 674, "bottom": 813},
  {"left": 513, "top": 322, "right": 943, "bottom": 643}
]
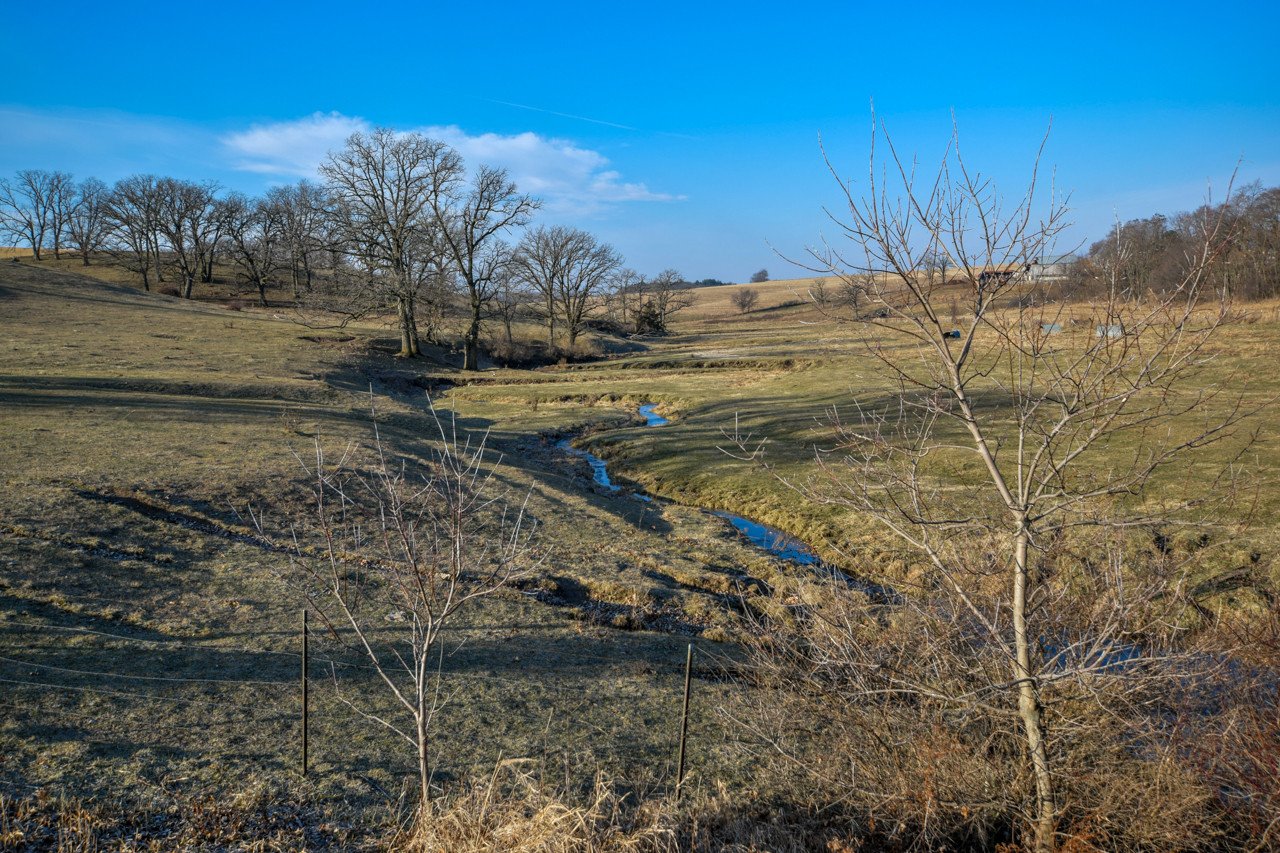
[
  {"left": 0, "top": 133, "right": 701, "bottom": 367},
  {"left": 1068, "top": 181, "right": 1280, "bottom": 300}
]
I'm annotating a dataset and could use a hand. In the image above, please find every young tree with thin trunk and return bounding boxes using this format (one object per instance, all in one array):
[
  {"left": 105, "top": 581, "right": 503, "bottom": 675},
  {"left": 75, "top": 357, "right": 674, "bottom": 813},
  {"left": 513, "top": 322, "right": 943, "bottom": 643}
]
[
  {"left": 491, "top": 266, "right": 530, "bottom": 350},
  {"left": 320, "top": 129, "right": 461, "bottom": 357},
  {"left": 275, "top": 407, "right": 538, "bottom": 829},
  {"left": 513, "top": 224, "right": 567, "bottom": 348},
  {"left": 735, "top": 120, "right": 1257, "bottom": 852},
  {"left": 608, "top": 268, "right": 646, "bottom": 329}
]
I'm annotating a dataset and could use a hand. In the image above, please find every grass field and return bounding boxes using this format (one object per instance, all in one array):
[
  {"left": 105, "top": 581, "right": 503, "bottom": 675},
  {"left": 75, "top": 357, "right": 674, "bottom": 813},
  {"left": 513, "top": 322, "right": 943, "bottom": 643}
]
[
  {"left": 0, "top": 262, "right": 824, "bottom": 840},
  {"left": 439, "top": 278, "right": 1280, "bottom": 605},
  {"left": 1, "top": 258, "right": 1276, "bottom": 842}
]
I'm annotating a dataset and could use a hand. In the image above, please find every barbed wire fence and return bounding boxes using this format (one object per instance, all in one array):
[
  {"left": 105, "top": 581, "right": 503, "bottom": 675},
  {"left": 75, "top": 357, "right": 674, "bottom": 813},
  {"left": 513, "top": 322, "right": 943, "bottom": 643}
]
[{"left": 0, "top": 613, "right": 706, "bottom": 795}]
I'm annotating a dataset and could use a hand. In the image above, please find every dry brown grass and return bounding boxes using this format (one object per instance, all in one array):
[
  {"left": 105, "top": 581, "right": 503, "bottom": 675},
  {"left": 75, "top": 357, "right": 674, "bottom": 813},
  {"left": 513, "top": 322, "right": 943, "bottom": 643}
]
[
  {"left": 679, "top": 277, "right": 840, "bottom": 320},
  {"left": 397, "top": 763, "right": 677, "bottom": 853},
  {"left": 395, "top": 760, "right": 853, "bottom": 853},
  {"left": 0, "top": 261, "right": 780, "bottom": 842},
  {"left": 0, "top": 783, "right": 360, "bottom": 851},
  {"left": 5, "top": 256, "right": 1279, "bottom": 849}
]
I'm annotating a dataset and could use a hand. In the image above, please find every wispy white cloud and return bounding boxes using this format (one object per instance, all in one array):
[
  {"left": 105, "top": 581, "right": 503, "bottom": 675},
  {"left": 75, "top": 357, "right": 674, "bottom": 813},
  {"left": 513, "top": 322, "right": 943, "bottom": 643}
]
[
  {"left": 219, "top": 112, "right": 681, "bottom": 214},
  {"left": 420, "top": 124, "right": 681, "bottom": 212},
  {"left": 221, "top": 112, "right": 370, "bottom": 177}
]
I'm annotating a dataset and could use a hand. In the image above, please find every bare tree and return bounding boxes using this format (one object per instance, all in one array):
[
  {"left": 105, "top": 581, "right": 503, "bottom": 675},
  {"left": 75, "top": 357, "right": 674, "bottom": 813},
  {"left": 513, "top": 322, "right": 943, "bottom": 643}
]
[
  {"left": 491, "top": 265, "right": 531, "bottom": 350},
  {"left": 223, "top": 192, "right": 284, "bottom": 306},
  {"left": 66, "top": 177, "right": 110, "bottom": 266},
  {"left": 806, "top": 277, "right": 829, "bottom": 308},
  {"left": 806, "top": 275, "right": 868, "bottom": 318},
  {"left": 274, "top": 408, "right": 538, "bottom": 827},
  {"left": 267, "top": 179, "right": 329, "bottom": 299},
  {"left": 45, "top": 172, "right": 77, "bottom": 261},
  {"left": 321, "top": 129, "right": 460, "bottom": 357},
  {"left": 836, "top": 276, "right": 866, "bottom": 313},
  {"left": 430, "top": 165, "right": 539, "bottom": 370},
  {"left": 749, "top": 268, "right": 769, "bottom": 283},
  {"left": 515, "top": 225, "right": 620, "bottom": 353},
  {"left": 513, "top": 224, "right": 567, "bottom": 348},
  {"left": 608, "top": 268, "right": 646, "bottom": 329},
  {"left": 1070, "top": 181, "right": 1280, "bottom": 303},
  {"left": 730, "top": 287, "right": 759, "bottom": 313},
  {"left": 736, "top": 120, "right": 1257, "bottom": 852},
  {"left": 154, "top": 178, "right": 222, "bottom": 299},
  {"left": 919, "top": 246, "right": 949, "bottom": 286},
  {"left": 0, "top": 169, "right": 57, "bottom": 260},
  {"left": 640, "top": 268, "right": 694, "bottom": 333},
  {"left": 103, "top": 174, "right": 164, "bottom": 290},
  {"left": 201, "top": 197, "right": 233, "bottom": 285}
]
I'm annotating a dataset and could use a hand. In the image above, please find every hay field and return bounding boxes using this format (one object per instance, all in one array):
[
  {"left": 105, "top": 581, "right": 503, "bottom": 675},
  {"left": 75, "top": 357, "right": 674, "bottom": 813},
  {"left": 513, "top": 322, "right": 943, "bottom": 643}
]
[{"left": 680, "top": 276, "right": 841, "bottom": 319}]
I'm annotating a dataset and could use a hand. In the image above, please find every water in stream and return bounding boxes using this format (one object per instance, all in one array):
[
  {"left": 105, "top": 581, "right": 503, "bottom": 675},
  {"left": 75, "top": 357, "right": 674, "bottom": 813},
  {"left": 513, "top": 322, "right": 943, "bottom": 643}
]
[
  {"left": 638, "top": 404, "right": 669, "bottom": 427},
  {"left": 561, "top": 404, "right": 836, "bottom": 566},
  {"left": 710, "top": 511, "right": 821, "bottom": 565},
  {"left": 557, "top": 405, "right": 900, "bottom": 601},
  {"left": 556, "top": 440, "right": 620, "bottom": 492}
]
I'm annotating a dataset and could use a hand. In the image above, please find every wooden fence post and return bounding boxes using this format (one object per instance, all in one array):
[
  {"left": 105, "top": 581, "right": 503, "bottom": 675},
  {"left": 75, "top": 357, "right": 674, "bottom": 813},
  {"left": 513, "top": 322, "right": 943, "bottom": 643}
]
[
  {"left": 676, "top": 642, "right": 694, "bottom": 798},
  {"left": 301, "top": 608, "right": 309, "bottom": 777}
]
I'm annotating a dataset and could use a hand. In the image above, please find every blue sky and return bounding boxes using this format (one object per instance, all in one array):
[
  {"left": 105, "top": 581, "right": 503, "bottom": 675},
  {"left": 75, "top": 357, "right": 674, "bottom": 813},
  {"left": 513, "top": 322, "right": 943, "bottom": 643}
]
[{"left": 2, "top": 0, "right": 1277, "bottom": 280}]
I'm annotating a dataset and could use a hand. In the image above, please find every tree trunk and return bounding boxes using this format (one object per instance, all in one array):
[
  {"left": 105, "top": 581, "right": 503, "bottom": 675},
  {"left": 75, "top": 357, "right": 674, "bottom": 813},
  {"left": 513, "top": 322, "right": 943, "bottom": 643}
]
[
  {"left": 1013, "top": 524, "right": 1055, "bottom": 852},
  {"left": 257, "top": 278, "right": 268, "bottom": 307},
  {"left": 463, "top": 324, "right": 481, "bottom": 371},
  {"left": 182, "top": 273, "right": 194, "bottom": 299},
  {"left": 140, "top": 267, "right": 150, "bottom": 292},
  {"left": 416, "top": 700, "right": 431, "bottom": 828},
  {"left": 397, "top": 298, "right": 420, "bottom": 357},
  {"left": 462, "top": 298, "right": 483, "bottom": 371},
  {"left": 81, "top": 250, "right": 90, "bottom": 267},
  {"left": 152, "top": 243, "right": 165, "bottom": 283}
]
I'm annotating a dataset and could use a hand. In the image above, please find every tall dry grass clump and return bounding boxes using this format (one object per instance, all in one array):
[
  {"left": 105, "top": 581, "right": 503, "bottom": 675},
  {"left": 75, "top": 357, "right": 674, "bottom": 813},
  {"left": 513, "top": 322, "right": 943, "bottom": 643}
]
[
  {"left": 391, "top": 759, "right": 856, "bottom": 852},
  {"left": 391, "top": 762, "right": 677, "bottom": 853}
]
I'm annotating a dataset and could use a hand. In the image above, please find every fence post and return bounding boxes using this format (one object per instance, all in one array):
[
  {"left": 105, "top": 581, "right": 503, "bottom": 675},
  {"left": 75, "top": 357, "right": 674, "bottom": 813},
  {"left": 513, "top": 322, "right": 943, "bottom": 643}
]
[
  {"left": 301, "top": 608, "right": 309, "bottom": 777},
  {"left": 676, "top": 642, "right": 694, "bottom": 798}
]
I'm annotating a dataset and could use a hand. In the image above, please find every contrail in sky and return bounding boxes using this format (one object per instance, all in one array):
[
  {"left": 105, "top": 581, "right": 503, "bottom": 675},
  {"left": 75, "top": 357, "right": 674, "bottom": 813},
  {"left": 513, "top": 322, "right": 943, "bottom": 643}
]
[{"left": 484, "top": 98, "right": 638, "bottom": 131}]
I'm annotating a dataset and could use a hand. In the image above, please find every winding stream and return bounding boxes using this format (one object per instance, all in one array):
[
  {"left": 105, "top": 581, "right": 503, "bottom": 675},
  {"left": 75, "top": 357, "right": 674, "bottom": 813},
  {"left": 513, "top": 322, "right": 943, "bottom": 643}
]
[
  {"left": 709, "top": 512, "right": 821, "bottom": 565},
  {"left": 561, "top": 404, "right": 827, "bottom": 566}
]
